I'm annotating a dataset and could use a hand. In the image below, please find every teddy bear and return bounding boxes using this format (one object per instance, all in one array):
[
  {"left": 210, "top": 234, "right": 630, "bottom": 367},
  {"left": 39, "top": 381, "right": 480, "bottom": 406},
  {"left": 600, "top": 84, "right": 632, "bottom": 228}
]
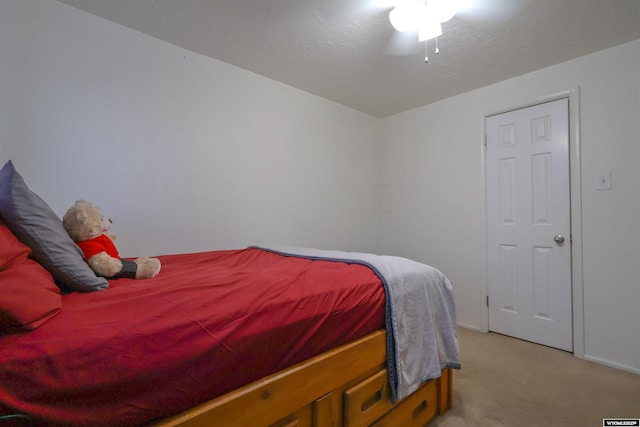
[{"left": 62, "top": 199, "right": 161, "bottom": 280}]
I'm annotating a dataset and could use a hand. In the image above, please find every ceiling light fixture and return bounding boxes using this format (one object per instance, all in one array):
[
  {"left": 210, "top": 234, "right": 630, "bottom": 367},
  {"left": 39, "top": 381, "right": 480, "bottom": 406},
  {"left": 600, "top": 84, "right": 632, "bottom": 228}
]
[{"left": 389, "top": 0, "right": 464, "bottom": 63}]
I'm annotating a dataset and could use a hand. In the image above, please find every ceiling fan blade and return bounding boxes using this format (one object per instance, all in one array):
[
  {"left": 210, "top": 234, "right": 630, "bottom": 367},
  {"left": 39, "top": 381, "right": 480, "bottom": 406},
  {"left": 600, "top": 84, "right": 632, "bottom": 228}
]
[{"left": 457, "top": 0, "right": 534, "bottom": 25}]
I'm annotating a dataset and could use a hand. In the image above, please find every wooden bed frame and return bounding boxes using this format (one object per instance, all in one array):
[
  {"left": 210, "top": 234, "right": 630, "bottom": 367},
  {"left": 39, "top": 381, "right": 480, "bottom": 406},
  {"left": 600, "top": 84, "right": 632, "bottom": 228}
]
[{"left": 155, "top": 330, "right": 453, "bottom": 427}]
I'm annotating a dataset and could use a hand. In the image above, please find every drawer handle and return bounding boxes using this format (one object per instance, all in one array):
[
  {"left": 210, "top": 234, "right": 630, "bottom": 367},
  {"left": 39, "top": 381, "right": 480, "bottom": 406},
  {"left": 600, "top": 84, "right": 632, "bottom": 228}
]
[
  {"left": 361, "top": 389, "right": 383, "bottom": 412},
  {"left": 412, "top": 400, "right": 428, "bottom": 419}
]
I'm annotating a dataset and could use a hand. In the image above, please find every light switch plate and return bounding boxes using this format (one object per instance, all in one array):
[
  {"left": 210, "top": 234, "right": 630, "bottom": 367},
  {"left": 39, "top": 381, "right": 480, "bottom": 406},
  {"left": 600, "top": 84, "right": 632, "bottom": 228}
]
[{"left": 596, "top": 173, "right": 611, "bottom": 190}]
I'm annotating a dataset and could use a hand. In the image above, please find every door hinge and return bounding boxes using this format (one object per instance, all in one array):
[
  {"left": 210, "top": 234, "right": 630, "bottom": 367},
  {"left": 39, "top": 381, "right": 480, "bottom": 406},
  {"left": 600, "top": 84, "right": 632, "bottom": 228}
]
[{"left": 486, "top": 295, "right": 489, "bottom": 307}]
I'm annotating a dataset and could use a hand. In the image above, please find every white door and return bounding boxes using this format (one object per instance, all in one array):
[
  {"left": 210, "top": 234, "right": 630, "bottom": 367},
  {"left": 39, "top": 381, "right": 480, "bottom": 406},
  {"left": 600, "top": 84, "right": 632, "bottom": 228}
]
[{"left": 486, "top": 98, "right": 572, "bottom": 352}]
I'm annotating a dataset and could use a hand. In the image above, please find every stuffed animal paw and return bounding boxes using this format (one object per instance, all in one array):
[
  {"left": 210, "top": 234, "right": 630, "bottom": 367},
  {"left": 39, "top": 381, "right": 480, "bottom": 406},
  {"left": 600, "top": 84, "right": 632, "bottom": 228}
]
[
  {"left": 62, "top": 200, "right": 161, "bottom": 280},
  {"left": 134, "top": 256, "right": 162, "bottom": 279}
]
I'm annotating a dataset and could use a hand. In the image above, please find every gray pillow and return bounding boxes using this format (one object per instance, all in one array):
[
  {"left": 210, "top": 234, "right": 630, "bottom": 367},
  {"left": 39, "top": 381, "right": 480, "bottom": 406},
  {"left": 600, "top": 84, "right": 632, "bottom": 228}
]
[{"left": 0, "top": 160, "right": 108, "bottom": 292}]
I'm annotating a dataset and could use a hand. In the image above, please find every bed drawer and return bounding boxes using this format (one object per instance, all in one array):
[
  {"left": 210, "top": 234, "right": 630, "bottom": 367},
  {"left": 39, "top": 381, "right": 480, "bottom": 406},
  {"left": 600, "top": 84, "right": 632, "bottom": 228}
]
[
  {"left": 268, "top": 404, "right": 312, "bottom": 427},
  {"left": 344, "top": 369, "right": 393, "bottom": 427},
  {"left": 370, "top": 379, "right": 437, "bottom": 427}
]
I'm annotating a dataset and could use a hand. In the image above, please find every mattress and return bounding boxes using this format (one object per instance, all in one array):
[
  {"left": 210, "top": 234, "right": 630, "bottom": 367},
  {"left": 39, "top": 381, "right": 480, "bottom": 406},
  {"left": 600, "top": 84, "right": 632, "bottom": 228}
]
[{"left": 0, "top": 247, "right": 386, "bottom": 426}]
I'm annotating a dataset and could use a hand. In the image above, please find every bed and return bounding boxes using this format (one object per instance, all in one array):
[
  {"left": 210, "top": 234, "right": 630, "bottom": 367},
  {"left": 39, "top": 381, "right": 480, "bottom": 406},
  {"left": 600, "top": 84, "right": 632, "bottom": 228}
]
[{"left": 0, "top": 160, "right": 460, "bottom": 427}]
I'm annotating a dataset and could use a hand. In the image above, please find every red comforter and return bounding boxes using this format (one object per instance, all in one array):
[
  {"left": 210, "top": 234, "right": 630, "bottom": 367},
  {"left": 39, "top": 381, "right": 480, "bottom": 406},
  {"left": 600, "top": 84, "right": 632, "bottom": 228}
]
[{"left": 0, "top": 247, "right": 385, "bottom": 426}]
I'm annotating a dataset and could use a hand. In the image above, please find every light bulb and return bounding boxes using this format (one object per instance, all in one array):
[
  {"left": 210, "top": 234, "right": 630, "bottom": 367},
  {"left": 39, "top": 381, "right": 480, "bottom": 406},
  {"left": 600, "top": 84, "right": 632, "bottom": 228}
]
[
  {"left": 417, "top": 4, "right": 442, "bottom": 41},
  {"left": 418, "top": 20, "right": 442, "bottom": 41},
  {"left": 389, "top": 5, "right": 417, "bottom": 32}
]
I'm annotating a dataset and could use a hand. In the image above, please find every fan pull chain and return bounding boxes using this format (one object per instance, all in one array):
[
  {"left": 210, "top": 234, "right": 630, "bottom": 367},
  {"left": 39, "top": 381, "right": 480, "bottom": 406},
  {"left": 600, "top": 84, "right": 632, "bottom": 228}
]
[
  {"left": 425, "top": 38, "right": 441, "bottom": 64},
  {"left": 425, "top": 40, "right": 429, "bottom": 63}
]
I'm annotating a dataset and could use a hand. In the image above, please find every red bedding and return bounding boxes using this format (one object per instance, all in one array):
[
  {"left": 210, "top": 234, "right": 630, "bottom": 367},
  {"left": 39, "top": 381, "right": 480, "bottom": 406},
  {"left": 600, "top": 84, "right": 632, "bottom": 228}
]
[{"left": 0, "top": 247, "right": 385, "bottom": 426}]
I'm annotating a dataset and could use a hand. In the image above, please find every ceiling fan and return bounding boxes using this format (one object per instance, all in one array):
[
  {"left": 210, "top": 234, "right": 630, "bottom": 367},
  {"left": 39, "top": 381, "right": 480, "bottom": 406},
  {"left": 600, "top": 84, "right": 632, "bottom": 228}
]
[{"left": 318, "top": 0, "right": 529, "bottom": 61}]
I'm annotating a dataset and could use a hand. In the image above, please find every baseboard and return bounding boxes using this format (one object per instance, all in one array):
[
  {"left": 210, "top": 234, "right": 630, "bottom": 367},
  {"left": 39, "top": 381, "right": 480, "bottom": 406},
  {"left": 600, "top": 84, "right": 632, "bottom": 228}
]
[
  {"left": 456, "top": 322, "right": 485, "bottom": 333},
  {"left": 583, "top": 354, "right": 640, "bottom": 376}
]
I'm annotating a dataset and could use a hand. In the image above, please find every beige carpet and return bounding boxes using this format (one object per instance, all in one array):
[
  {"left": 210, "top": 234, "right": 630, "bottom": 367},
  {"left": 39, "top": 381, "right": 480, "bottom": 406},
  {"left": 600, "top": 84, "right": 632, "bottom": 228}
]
[{"left": 429, "top": 327, "right": 640, "bottom": 427}]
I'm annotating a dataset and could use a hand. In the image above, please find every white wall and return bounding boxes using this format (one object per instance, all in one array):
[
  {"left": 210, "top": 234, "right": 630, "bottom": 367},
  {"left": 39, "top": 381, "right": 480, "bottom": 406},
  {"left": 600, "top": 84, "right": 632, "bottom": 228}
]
[
  {"left": 2, "top": 0, "right": 639, "bottom": 376},
  {"left": 0, "top": 0, "right": 380, "bottom": 257},
  {"left": 379, "top": 40, "right": 640, "bottom": 374}
]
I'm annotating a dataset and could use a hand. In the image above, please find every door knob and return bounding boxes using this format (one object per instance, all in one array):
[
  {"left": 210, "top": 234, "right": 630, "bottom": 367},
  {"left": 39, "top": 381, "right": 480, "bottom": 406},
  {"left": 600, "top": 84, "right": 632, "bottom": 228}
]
[{"left": 554, "top": 234, "right": 565, "bottom": 244}]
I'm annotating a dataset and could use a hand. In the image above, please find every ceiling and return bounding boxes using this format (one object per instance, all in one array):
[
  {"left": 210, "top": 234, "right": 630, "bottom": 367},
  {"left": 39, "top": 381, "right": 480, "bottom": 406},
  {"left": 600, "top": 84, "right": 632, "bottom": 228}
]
[{"left": 55, "top": 0, "right": 640, "bottom": 118}]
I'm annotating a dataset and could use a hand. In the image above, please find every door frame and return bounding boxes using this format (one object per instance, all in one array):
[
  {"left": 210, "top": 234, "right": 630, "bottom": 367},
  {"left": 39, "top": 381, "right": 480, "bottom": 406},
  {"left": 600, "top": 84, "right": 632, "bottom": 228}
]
[{"left": 480, "top": 87, "right": 584, "bottom": 358}]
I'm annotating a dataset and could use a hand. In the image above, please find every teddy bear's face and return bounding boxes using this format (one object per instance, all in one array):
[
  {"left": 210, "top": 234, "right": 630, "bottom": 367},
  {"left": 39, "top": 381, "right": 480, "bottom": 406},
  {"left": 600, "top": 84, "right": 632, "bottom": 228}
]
[{"left": 62, "top": 200, "right": 111, "bottom": 242}]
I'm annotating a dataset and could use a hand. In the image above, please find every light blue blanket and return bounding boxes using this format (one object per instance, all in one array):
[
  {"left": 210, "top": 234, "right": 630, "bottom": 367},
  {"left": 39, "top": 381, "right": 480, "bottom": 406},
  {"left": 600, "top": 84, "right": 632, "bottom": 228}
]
[{"left": 256, "top": 246, "right": 460, "bottom": 402}]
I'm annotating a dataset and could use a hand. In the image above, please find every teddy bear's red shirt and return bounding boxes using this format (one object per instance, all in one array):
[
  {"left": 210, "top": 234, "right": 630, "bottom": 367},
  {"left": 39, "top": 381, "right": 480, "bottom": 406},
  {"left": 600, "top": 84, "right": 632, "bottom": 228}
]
[{"left": 76, "top": 234, "right": 120, "bottom": 260}]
